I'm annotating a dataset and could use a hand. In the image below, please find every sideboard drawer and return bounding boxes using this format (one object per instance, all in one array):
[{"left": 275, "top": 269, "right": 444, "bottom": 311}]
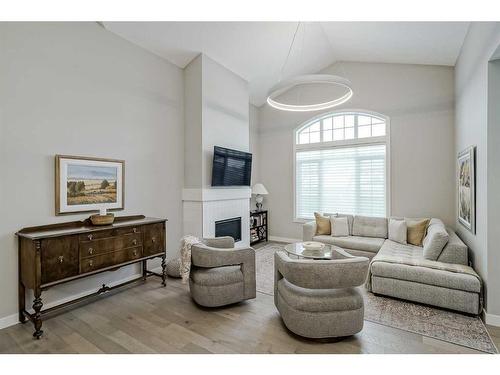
[
  {"left": 80, "top": 246, "right": 143, "bottom": 274},
  {"left": 78, "top": 226, "right": 142, "bottom": 242},
  {"left": 41, "top": 236, "right": 79, "bottom": 284},
  {"left": 144, "top": 223, "right": 164, "bottom": 256},
  {"left": 79, "top": 233, "right": 143, "bottom": 258}
]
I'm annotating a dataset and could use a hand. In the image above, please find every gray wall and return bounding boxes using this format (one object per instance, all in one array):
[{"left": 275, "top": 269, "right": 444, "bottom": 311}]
[
  {"left": 488, "top": 59, "right": 500, "bottom": 315},
  {"left": 0, "top": 23, "right": 184, "bottom": 324},
  {"left": 258, "top": 61, "right": 455, "bottom": 240},
  {"left": 455, "top": 22, "right": 500, "bottom": 315},
  {"left": 184, "top": 54, "right": 203, "bottom": 189}
]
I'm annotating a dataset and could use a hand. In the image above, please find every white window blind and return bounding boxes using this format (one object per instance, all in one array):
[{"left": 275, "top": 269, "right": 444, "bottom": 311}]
[{"left": 296, "top": 144, "right": 386, "bottom": 219}]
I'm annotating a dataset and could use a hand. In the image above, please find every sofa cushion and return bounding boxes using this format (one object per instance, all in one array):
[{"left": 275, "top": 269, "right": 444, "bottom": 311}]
[
  {"left": 406, "top": 218, "right": 430, "bottom": 246},
  {"left": 371, "top": 240, "right": 481, "bottom": 293},
  {"left": 190, "top": 265, "right": 243, "bottom": 286},
  {"left": 277, "top": 278, "right": 363, "bottom": 312},
  {"left": 330, "top": 216, "right": 349, "bottom": 237},
  {"left": 325, "top": 213, "right": 354, "bottom": 235},
  {"left": 312, "top": 235, "right": 384, "bottom": 253},
  {"left": 422, "top": 219, "right": 449, "bottom": 260},
  {"left": 437, "top": 229, "right": 468, "bottom": 265},
  {"left": 371, "top": 262, "right": 481, "bottom": 293},
  {"left": 352, "top": 215, "right": 388, "bottom": 238},
  {"left": 388, "top": 218, "right": 407, "bottom": 244}
]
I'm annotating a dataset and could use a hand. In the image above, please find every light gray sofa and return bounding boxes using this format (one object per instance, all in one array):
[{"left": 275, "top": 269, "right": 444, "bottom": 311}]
[
  {"left": 303, "top": 214, "right": 482, "bottom": 315},
  {"left": 274, "top": 249, "right": 369, "bottom": 339},
  {"left": 189, "top": 237, "right": 256, "bottom": 307}
]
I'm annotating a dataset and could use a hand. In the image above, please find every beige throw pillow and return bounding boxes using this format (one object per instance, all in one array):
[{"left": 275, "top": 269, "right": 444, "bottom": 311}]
[
  {"left": 388, "top": 219, "right": 407, "bottom": 244},
  {"left": 314, "top": 212, "right": 331, "bottom": 235},
  {"left": 330, "top": 216, "right": 349, "bottom": 237},
  {"left": 406, "top": 218, "right": 430, "bottom": 246}
]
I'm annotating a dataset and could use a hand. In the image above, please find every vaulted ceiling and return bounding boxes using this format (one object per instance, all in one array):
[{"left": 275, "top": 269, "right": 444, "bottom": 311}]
[{"left": 103, "top": 22, "right": 469, "bottom": 106}]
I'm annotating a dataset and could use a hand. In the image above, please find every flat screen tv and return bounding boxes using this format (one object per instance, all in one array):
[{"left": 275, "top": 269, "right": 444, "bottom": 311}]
[{"left": 211, "top": 146, "right": 252, "bottom": 187}]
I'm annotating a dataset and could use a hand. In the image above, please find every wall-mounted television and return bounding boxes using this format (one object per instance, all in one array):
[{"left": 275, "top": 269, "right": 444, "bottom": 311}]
[{"left": 211, "top": 146, "right": 252, "bottom": 187}]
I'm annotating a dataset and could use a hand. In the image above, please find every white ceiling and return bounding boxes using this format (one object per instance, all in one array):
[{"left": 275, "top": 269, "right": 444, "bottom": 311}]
[{"left": 103, "top": 22, "right": 469, "bottom": 106}]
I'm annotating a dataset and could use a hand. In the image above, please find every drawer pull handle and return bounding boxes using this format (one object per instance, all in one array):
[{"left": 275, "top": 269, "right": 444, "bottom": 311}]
[
  {"left": 133, "top": 228, "right": 138, "bottom": 233},
  {"left": 88, "top": 248, "right": 94, "bottom": 255},
  {"left": 88, "top": 234, "right": 93, "bottom": 241},
  {"left": 58, "top": 256, "right": 64, "bottom": 264},
  {"left": 133, "top": 250, "right": 138, "bottom": 257},
  {"left": 152, "top": 237, "right": 156, "bottom": 243},
  {"left": 132, "top": 239, "right": 137, "bottom": 245},
  {"left": 89, "top": 260, "right": 93, "bottom": 267}
]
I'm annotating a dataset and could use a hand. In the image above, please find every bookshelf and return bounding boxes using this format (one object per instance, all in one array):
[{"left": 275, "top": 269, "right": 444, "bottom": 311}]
[{"left": 250, "top": 210, "right": 268, "bottom": 245}]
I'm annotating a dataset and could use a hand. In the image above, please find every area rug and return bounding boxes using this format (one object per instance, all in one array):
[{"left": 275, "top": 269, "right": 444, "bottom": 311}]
[{"left": 255, "top": 243, "right": 498, "bottom": 354}]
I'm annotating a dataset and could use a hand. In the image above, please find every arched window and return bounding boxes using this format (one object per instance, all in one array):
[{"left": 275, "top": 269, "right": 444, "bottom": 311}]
[{"left": 294, "top": 111, "right": 390, "bottom": 220}]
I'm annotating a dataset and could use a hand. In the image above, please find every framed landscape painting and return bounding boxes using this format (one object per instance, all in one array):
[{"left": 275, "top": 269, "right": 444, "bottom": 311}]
[
  {"left": 55, "top": 155, "right": 124, "bottom": 215},
  {"left": 457, "top": 146, "right": 475, "bottom": 234}
]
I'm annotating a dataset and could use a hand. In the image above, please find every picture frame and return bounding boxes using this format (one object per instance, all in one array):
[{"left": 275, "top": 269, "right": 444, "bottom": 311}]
[
  {"left": 457, "top": 146, "right": 475, "bottom": 234},
  {"left": 55, "top": 155, "right": 125, "bottom": 215}
]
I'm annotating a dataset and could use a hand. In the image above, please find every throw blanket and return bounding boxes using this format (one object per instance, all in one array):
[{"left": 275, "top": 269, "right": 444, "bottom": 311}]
[
  {"left": 365, "top": 250, "right": 482, "bottom": 296},
  {"left": 179, "top": 235, "right": 201, "bottom": 284}
]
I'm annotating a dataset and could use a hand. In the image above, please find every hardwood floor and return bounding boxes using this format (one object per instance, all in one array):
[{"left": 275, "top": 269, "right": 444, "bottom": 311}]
[{"left": 1, "top": 275, "right": 498, "bottom": 354}]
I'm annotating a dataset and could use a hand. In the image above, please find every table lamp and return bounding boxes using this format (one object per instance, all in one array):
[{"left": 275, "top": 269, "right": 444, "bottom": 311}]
[{"left": 252, "top": 183, "right": 268, "bottom": 211}]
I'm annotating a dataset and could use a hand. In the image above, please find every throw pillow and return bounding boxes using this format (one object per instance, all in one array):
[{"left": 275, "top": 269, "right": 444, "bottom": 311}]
[
  {"left": 330, "top": 216, "right": 349, "bottom": 237},
  {"left": 314, "top": 212, "right": 331, "bottom": 235},
  {"left": 405, "top": 218, "right": 431, "bottom": 246},
  {"left": 388, "top": 219, "right": 407, "bottom": 244},
  {"left": 422, "top": 219, "right": 449, "bottom": 260}
]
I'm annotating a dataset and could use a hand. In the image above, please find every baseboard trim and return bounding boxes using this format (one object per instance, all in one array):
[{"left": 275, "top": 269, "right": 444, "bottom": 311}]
[
  {"left": 0, "top": 313, "right": 19, "bottom": 330},
  {"left": 269, "top": 236, "right": 302, "bottom": 243},
  {"left": 483, "top": 309, "right": 500, "bottom": 327},
  {"left": 0, "top": 266, "right": 162, "bottom": 331}
]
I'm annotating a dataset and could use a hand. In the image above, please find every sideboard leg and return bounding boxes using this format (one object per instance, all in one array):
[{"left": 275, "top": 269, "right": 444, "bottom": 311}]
[
  {"left": 32, "top": 289, "right": 43, "bottom": 339},
  {"left": 18, "top": 280, "right": 26, "bottom": 323},
  {"left": 142, "top": 259, "right": 147, "bottom": 281},
  {"left": 161, "top": 255, "right": 167, "bottom": 287}
]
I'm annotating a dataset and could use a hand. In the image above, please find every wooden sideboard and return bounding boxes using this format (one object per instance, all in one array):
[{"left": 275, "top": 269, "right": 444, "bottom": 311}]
[{"left": 16, "top": 215, "right": 167, "bottom": 339}]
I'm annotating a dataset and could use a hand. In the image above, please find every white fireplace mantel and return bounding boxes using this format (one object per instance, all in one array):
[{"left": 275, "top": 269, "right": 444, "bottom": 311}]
[{"left": 182, "top": 187, "right": 251, "bottom": 202}]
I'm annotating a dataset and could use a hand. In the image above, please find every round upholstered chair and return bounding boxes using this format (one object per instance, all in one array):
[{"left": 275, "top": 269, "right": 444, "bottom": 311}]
[
  {"left": 274, "top": 248, "right": 369, "bottom": 339},
  {"left": 189, "top": 237, "right": 256, "bottom": 307}
]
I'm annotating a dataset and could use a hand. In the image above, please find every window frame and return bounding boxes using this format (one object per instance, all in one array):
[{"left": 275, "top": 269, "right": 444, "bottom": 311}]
[{"left": 293, "top": 109, "right": 391, "bottom": 223}]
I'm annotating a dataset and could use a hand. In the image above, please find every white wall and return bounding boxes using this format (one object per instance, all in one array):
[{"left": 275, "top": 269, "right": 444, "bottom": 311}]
[
  {"left": 202, "top": 55, "right": 250, "bottom": 188},
  {"left": 249, "top": 104, "right": 260, "bottom": 210},
  {"left": 258, "top": 61, "right": 455, "bottom": 241},
  {"left": 455, "top": 22, "right": 500, "bottom": 318},
  {"left": 183, "top": 54, "right": 250, "bottom": 190},
  {"left": 182, "top": 54, "right": 251, "bottom": 245},
  {"left": 0, "top": 23, "right": 184, "bottom": 326}
]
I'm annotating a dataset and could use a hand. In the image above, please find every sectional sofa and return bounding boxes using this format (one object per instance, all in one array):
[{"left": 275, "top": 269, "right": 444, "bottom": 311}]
[{"left": 303, "top": 214, "right": 482, "bottom": 315}]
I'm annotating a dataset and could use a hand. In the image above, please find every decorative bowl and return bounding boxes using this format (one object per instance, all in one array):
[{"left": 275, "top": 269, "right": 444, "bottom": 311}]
[
  {"left": 90, "top": 213, "right": 115, "bottom": 226},
  {"left": 302, "top": 241, "right": 325, "bottom": 251}
]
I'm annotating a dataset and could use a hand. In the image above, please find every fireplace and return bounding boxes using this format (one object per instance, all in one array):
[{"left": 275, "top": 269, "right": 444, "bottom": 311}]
[{"left": 215, "top": 217, "right": 242, "bottom": 242}]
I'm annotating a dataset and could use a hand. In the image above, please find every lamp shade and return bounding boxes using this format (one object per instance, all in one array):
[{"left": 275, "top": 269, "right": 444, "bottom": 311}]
[{"left": 252, "top": 183, "right": 269, "bottom": 195}]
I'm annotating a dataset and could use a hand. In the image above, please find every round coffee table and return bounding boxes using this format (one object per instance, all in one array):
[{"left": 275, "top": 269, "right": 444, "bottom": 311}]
[{"left": 284, "top": 242, "right": 341, "bottom": 260}]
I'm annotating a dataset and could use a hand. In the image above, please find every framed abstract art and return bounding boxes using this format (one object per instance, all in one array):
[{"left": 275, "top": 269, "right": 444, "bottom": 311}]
[{"left": 457, "top": 146, "right": 475, "bottom": 234}]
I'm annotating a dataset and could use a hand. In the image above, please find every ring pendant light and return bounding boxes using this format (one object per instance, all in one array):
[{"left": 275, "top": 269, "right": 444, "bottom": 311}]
[{"left": 267, "top": 23, "right": 354, "bottom": 112}]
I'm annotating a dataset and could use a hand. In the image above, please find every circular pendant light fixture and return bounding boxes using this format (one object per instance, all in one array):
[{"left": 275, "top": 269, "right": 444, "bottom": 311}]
[
  {"left": 266, "top": 74, "right": 353, "bottom": 112},
  {"left": 267, "top": 23, "right": 353, "bottom": 112}
]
